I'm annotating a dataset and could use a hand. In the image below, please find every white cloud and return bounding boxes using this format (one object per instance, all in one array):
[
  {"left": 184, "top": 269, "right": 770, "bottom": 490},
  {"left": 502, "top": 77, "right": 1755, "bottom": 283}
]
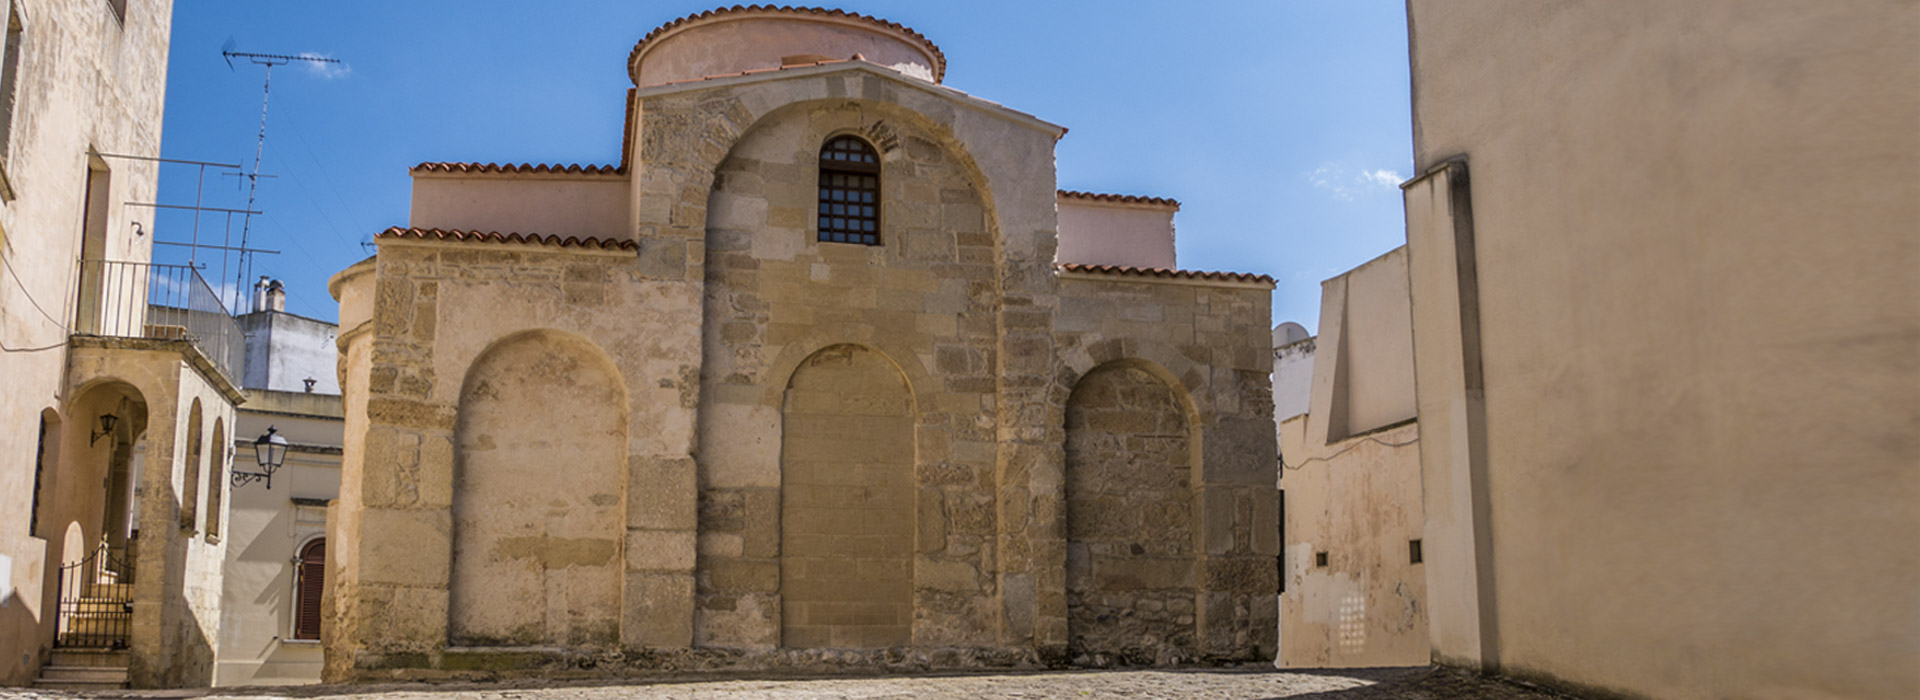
[
  {"left": 1359, "top": 169, "right": 1404, "bottom": 188},
  {"left": 1308, "top": 163, "right": 1406, "bottom": 201},
  {"left": 299, "top": 52, "right": 351, "bottom": 80}
]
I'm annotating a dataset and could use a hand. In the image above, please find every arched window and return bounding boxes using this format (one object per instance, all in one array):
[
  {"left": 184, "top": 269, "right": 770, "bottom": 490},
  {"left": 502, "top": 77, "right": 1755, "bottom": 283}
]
[
  {"left": 818, "top": 135, "right": 880, "bottom": 245},
  {"left": 181, "top": 399, "right": 203, "bottom": 530},
  {"left": 294, "top": 538, "right": 325, "bottom": 640},
  {"left": 205, "top": 418, "right": 225, "bottom": 540}
]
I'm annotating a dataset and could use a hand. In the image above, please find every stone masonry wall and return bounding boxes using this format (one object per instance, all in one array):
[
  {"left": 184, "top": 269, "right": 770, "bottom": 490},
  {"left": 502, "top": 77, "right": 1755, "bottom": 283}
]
[
  {"left": 326, "top": 241, "right": 704, "bottom": 679},
  {"left": 327, "top": 65, "right": 1275, "bottom": 681},
  {"left": 1055, "top": 276, "right": 1280, "bottom": 662},
  {"left": 696, "top": 97, "right": 1005, "bottom": 651},
  {"left": 1064, "top": 363, "right": 1197, "bottom": 664},
  {"left": 449, "top": 332, "right": 627, "bottom": 647}
]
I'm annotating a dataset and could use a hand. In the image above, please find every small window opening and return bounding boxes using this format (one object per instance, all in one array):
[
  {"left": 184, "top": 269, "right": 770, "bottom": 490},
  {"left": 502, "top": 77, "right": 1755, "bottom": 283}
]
[
  {"left": 1276, "top": 489, "right": 1285, "bottom": 593},
  {"left": 29, "top": 413, "right": 50, "bottom": 536},
  {"left": 294, "top": 538, "right": 326, "bottom": 640},
  {"left": 1409, "top": 539, "right": 1423, "bottom": 565},
  {"left": 0, "top": 2, "right": 24, "bottom": 199},
  {"left": 1315, "top": 551, "right": 1329, "bottom": 568},
  {"left": 817, "top": 135, "right": 880, "bottom": 245}
]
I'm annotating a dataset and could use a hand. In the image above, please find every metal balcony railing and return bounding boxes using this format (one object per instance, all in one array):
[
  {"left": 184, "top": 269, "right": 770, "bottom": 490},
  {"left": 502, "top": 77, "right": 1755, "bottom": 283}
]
[{"left": 74, "top": 260, "right": 242, "bottom": 383}]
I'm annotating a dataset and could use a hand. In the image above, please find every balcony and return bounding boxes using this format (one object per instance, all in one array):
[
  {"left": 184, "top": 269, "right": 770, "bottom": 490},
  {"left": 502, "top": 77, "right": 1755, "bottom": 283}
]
[{"left": 73, "top": 260, "right": 243, "bottom": 386}]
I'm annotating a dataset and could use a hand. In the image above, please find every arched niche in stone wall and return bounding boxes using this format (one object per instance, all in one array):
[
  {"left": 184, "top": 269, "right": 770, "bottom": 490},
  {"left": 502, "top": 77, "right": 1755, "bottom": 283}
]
[
  {"left": 1063, "top": 360, "right": 1202, "bottom": 665},
  {"left": 778, "top": 343, "right": 916, "bottom": 649},
  {"left": 449, "top": 329, "right": 630, "bottom": 647},
  {"left": 181, "top": 398, "right": 204, "bottom": 531}
]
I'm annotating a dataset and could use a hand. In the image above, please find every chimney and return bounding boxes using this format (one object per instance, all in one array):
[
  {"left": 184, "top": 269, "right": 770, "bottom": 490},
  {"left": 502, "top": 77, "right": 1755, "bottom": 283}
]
[
  {"left": 252, "top": 276, "right": 270, "bottom": 313},
  {"left": 266, "top": 279, "right": 286, "bottom": 312}
]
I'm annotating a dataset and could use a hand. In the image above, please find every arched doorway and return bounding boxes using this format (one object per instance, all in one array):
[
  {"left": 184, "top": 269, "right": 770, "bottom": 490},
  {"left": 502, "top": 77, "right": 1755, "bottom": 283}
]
[
  {"left": 779, "top": 344, "right": 915, "bottom": 649},
  {"left": 450, "top": 331, "right": 629, "bottom": 647},
  {"left": 1064, "top": 362, "right": 1199, "bottom": 664},
  {"left": 49, "top": 380, "right": 149, "bottom": 649}
]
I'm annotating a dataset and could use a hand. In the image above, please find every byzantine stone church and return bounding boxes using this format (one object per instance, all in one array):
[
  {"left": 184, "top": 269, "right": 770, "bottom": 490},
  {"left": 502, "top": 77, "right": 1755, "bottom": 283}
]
[{"left": 325, "top": 5, "right": 1278, "bottom": 679}]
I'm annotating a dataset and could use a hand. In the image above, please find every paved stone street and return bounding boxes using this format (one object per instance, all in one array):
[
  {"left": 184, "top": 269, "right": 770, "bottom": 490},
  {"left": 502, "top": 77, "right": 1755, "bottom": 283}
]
[{"left": 2, "top": 667, "right": 1583, "bottom": 700}]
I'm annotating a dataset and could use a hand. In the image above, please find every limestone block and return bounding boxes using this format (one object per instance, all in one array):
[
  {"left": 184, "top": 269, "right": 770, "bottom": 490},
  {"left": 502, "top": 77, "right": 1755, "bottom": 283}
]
[
  {"left": 629, "top": 455, "right": 698, "bottom": 530},
  {"left": 387, "top": 587, "right": 451, "bottom": 646},
  {"left": 698, "top": 401, "right": 781, "bottom": 488},
  {"left": 707, "top": 559, "right": 780, "bottom": 594},
  {"left": 624, "top": 572, "right": 696, "bottom": 648},
  {"left": 358, "top": 508, "right": 451, "bottom": 586},
  {"left": 628, "top": 529, "right": 697, "bottom": 572}
]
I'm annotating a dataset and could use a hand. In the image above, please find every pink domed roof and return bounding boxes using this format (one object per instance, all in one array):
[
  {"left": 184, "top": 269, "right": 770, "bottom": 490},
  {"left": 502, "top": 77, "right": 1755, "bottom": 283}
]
[{"left": 627, "top": 5, "right": 946, "bottom": 87}]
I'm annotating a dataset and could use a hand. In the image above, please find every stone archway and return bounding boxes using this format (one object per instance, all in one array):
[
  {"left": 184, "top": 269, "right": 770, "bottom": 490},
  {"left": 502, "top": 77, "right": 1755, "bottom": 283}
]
[
  {"left": 449, "top": 330, "right": 629, "bottom": 647},
  {"left": 1064, "top": 361, "right": 1199, "bottom": 664},
  {"left": 779, "top": 344, "right": 915, "bottom": 649}
]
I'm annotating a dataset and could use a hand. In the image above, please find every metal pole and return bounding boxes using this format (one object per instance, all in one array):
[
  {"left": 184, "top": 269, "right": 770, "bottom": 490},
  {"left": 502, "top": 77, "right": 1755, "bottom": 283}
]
[
  {"left": 189, "top": 164, "right": 205, "bottom": 266},
  {"left": 235, "top": 61, "right": 277, "bottom": 313}
]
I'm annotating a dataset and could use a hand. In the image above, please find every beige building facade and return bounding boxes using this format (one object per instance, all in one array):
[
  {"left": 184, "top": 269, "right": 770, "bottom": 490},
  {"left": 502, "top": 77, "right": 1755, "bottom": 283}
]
[
  {"left": 0, "top": 0, "right": 243, "bottom": 690},
  {"left": 1403, "top": 1, "right": 1918, "bottom": 698},
  {"left": 1276, "top": 248, "right": 1424, "bottom": 669},
  {"left": 325, "top": 7, "right": 1278, "bottom": 681},
  {"left": 213, "top": 286, "right": 344, "bottom": 686}
]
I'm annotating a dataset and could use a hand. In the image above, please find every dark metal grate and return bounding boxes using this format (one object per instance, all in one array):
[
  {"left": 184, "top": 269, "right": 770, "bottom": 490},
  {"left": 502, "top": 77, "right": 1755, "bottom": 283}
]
[{"left": 818, "top": 136, "right": 880, "bottom": 245}]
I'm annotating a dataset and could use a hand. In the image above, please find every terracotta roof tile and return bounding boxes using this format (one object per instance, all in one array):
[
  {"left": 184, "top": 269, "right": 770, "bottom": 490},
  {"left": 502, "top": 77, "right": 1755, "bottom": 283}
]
[
  {"left": 1056, "top": 262, "right": 1274, "bottom": 286},
  {"left": 629, "top": 5, "right": 946, "bottom": 86},
  {"left": 410, "top": 162, "right": 623, "bottom": 176},
  {"left": 1057, "top": 189, "right": 1181, "bottom": 208},
  {"left": 375, "top": 227, "right": 637, "bottom": 251}
]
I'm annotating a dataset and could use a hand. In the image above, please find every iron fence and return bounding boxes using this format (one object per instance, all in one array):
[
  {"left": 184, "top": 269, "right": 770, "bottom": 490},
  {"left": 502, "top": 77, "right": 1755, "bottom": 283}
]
[
  {"left": 74, "top": 260, "right": 242, "bottom": 383},
  {"left": 53, "top": 537, "right": 132, "bottom": 649}
]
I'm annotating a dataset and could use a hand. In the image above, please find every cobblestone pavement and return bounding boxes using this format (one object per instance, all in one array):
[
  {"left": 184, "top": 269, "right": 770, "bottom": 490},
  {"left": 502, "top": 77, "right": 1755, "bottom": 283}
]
[{"left": 3, "top": 666, "right": 1586, "bottom": 700}]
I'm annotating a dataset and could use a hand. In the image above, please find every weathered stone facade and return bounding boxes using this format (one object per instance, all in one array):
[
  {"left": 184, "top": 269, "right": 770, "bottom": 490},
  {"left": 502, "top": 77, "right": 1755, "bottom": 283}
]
[{"left": 325, "top": 6, "right": 1276, "bottom": 681}]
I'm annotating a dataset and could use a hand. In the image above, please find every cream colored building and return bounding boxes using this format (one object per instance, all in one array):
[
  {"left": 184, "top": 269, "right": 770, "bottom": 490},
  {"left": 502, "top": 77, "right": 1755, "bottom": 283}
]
[
  {"left": 325, "top": 6, "right": 1280, "bottom": 680},
  {"left": 0, "top": 0, "right": 241, "bottom": 690},
  {"left": 1274, "top": 248, "right": 1424, "bottom": 669},
  {"left": 1402, "top": 1, "right": 1918, "bottom": 698},
  {"left": 214, "top": 283, "right": 343, "bottom": 687}
]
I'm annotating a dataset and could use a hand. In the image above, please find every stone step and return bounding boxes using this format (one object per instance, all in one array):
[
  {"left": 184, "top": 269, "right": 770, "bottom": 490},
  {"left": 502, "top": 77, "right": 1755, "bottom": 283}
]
[
  {"left": 61, "top": 617, "right": 132, "bottom": 636},
  {"left": 66, "top": 599, "right": 133, "bottom": 613},
  {"left": 33, "top": 680, "right": 130, "bottom": 691},
  {"left": 38, "top": 665, "right": 129, "bottom": 683},
  {"left": 48, "top": 649, "right": 129, "bottom": 668},
  {"left": 86, "top": 582, "right": 133, "bottom": 600}
]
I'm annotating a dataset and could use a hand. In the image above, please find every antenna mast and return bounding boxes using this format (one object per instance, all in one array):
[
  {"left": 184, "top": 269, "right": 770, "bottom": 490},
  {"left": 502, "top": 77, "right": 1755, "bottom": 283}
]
[{"left": 221, "top": 47, "right": 342, "bottom": 313}]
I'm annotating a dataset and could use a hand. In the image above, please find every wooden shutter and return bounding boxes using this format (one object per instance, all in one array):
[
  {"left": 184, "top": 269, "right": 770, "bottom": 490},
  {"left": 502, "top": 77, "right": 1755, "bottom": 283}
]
[{"left": 295, "top": 539, "right": 325, "bottom": 640}]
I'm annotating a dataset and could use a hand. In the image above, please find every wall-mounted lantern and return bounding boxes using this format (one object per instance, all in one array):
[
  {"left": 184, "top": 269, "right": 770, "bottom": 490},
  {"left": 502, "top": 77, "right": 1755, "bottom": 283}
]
[
  {"left": 232, "top": 425, "right": 288, "bottom": 489},
  {"left": 90, "top": 414, "right": 119, "bottom": 445}
]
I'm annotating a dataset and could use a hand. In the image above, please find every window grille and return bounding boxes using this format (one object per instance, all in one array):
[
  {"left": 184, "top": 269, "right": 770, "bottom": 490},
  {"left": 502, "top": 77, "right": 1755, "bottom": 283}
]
[{"left": 817, "top": 136, "right": 880, "bottom": 245}]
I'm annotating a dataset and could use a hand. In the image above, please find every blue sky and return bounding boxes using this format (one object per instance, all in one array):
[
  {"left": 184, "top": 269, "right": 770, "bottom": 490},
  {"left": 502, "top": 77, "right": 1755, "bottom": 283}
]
[{"left": 155, "top": 1, "right": 1412, "bottom": 331}]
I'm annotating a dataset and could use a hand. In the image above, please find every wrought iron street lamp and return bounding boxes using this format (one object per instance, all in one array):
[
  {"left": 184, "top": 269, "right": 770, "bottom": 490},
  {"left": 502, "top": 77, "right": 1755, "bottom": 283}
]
[
  {"left": 90, "top": 414, "right": 119, "bottom": 445},
  {"left": 233, "top": 425, "right": 288, "bottom": 489}
]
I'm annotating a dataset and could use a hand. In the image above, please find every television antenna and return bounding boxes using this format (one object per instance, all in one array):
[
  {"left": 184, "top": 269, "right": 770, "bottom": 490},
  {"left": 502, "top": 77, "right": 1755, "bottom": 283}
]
[{"left": 219, "top": 39, "right": 342, "bottom": 313}]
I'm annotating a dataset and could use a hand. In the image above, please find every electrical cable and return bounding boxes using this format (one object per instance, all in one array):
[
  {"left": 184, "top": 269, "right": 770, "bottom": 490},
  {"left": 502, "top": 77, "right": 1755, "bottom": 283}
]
[
  {"left": 1280, "top": 432, "right": 1419, "bottom": 470},
  {"left": 1, "top": 249, "right": 73, "bottom": 352}
]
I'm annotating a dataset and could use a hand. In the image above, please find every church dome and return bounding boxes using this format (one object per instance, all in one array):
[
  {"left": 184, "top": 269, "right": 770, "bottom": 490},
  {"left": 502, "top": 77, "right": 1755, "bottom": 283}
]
[{"left": 627, "top": 5, "right": 946, "bottom": 87}]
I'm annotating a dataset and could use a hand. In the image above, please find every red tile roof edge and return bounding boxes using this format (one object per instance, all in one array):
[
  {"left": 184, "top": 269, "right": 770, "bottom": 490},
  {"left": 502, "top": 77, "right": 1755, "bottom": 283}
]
[
  {"left": 1055, "top": 263, "right": 1274, "bottom": 286},
  {"left": 629, "top": 5, "right": 946, "bottom": 87},
  {"left": 1057, "top": 189, "right": 1180, "bottom": 208},
  {"left": 374, "top": 227, "right": 638, "bottom": 251},
  {"left": 411, "top": 162, "right": 625, "bottom": 176}
]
